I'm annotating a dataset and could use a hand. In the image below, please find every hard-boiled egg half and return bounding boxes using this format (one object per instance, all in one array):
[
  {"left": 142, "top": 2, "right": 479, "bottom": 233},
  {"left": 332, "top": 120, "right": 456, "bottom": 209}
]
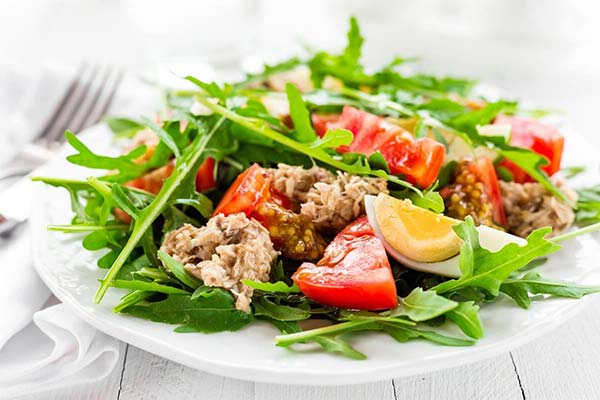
[{"left": 364, "top": 193, "right": 526, "bottom": 277}]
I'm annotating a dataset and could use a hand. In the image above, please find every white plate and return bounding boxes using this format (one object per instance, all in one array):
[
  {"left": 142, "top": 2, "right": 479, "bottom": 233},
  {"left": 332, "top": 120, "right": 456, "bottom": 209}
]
[{"left": 31, "top": 124, "right": 600, "bottom": 385}]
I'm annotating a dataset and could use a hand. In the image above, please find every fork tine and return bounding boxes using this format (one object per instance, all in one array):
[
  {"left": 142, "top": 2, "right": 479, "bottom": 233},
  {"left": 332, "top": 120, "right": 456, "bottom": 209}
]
[
  {"left": 44, "top": 64, "right": 99, "bottom": 143},
  {"left": 36, "top": 62, "right": 87, "bottom": 142},
  {"left": 82, "top": 67, "right": 124, "bottom": 128},
  {"left": 69, "top": 65, "right": 113, "bottom": 134}
]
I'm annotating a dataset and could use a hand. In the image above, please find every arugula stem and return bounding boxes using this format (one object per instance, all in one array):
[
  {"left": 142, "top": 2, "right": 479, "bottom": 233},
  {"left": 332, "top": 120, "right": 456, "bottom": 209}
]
[
  {"left": 113, "top": 290, "right": 154, "bottom": 313},
  {"left": 275, "top": 320, "right": 373, "bottom": 346},
  {"left": 275, "top": 315, "right": 414, "bottom": 346},
  {"left": 87, "top": 176, "right": 112, "bottom": 197},
  {"left": 94, "top": 117, "right": 223, "bottom": 303},
  {"left": 551, "top": 222, "right": 600, "bottom": 243},
  {"left": 110, "top": 279, "right": 190, "bottom": 295},
  {"left": 339, "top": 87, "right": 414, "bottom": 117},
  {"left": 48, "top": 224, "right": 128, "bottom": 232},
  {"left": 195, "top": 94, "right": 419, "bottom": 193}
]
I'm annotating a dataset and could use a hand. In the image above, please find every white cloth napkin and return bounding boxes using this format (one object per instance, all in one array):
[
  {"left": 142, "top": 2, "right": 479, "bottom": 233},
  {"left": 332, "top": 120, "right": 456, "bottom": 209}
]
[
  {"left": 0, "top": 303, "right": 120, "bottom": 398},
  {"left": 0, "top": 176, "right": 121, "bottom": 398},
  {"left": 0, "top": 64, "right": 133, "bottom": 398}
]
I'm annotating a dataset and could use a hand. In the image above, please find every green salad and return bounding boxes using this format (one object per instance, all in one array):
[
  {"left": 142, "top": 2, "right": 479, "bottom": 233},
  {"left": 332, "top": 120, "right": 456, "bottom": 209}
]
[{"left": 36, "top": 17, "right": 600, "bottom": 359}]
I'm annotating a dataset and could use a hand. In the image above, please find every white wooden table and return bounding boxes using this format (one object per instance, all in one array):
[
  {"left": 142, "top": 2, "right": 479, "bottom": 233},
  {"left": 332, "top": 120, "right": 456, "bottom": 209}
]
[{"left": 18, "top": 296, "right": 600, "bottom": 400}]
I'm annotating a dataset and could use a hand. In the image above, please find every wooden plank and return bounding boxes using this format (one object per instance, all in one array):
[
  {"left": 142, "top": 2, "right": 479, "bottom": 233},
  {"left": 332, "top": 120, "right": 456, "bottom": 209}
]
[
  {"left": 255, "top": 380, "right": 395, "bottom": 400},
  {"left": 510, "top": 299, "right": 600, "bottom": 400},
  {"left": 392, "top": 354, "right": 523, "bottom": 400},
  {"left": 17, "top": 341, "right": 127, "bottom": 400},
  {"left": 118, "top": 345, "right": 254, "bottom": 400}
]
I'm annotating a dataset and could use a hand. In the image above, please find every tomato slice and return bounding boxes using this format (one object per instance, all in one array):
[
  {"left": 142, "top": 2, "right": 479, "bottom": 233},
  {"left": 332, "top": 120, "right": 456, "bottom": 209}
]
[
  {"left": 494, "top": 114, "right": 564, "bottom": 182},
  {"left": 379, "top": 135, "right": 446, "bottom": 189},
  {"left": 213, "top": 164, "right": 325, "bottom": 260},
  {"left": 471, "top": 157, "right": 506, "bottom": 226},
  {"left": 195, "top": 158, "right": 216, "bottom": 192},
  {"left": 213, "top": 163, "right": 272, "bottom": 217},
  {"left": 292, "top": 216, "right": 398, "bottom": 310},
  {"left": 313, "top": 106, "right": 445, "bottom": 188}
]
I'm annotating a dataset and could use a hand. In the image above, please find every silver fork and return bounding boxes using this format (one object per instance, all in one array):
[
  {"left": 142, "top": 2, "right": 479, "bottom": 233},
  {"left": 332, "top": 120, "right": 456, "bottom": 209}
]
[{"left": 0, "top": 63, "right": 124, "bottom": 237}]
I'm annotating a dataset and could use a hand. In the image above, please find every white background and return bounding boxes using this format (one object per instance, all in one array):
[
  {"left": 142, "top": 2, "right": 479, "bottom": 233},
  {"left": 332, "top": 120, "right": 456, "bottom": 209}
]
[{"left": 1, "top": 0, "right": 599, "bottom": 148}]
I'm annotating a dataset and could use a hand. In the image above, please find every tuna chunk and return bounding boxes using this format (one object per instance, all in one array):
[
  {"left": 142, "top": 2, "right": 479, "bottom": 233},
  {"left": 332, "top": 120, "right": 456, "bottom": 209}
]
[
  {"left": 499, "top": 180, "right": 576, "bottom": 238},
  {"left": 160, "top": 214, "right": 277, "bottom": 312}
]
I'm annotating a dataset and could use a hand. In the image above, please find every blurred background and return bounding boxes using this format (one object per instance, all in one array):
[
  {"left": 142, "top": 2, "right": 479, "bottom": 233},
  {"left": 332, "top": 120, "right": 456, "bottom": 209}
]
[{"left": 1, "top": 0, "right": 599, "bottom": 167}]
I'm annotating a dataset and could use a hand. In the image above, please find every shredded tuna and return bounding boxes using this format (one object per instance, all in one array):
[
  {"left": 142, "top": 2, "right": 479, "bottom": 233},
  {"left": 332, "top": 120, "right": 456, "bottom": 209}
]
[
  {"left": 301, "top": 172, "right": 388, "bottom": 232},
  {"left": 499, "top": 180, "right": 576, "bottom": 238},
  {"left": 160, "top": 214, "right": 277, "bottom": 312},
  {"left": 267, "top": 164, "right": 334, "bottom": 209}
]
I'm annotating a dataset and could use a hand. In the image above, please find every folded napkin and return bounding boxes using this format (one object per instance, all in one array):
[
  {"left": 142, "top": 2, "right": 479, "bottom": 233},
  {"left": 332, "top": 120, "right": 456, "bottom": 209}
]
[
  {"left": 0, "top": 303, "right": 120, "bottom": 398},
  {"left": 0, "top": 61, "right": 201, "bottom": 397},
  {"left": 0, "top": 176, "right": 121, "bottom": 398},
  {"left": 0, "top": 62, "right": 133, "bottom": 397}
]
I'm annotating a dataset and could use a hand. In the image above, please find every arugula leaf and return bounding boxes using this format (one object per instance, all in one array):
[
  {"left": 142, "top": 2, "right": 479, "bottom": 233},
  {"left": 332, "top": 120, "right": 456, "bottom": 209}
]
[
  {"left": 193, "top": 91, "right": 419, "bottom": 192},
  {"left": 406, "top": 189, "right": 445, "bottom": 213},
  {"left": 185, "top": 76, "right": 227, "bottom": 102},
  {"left": 445, "top": 301, "right": 483, "bottom": 339},
  {"left": 313, "top": 336, "right": 367, "bottom": 360},
  {"left": 499, "top": 281, "right": 531, "bottom": 309},
  {"left": 65, "top": 131, "right": 146, "bottom": 183},
  {"left": 94, "top": 117, "right": 222, "bottom": 302},
  {"left": 110, "top": 279, "right": 190, "bottom": 295},
  {"left": 105, "top": 117, "right": 145, "bottom": 139},
  {"left": 449, "top": 101, "right": 515, "bottom": 138},
  {"left": 111, "top": 184, "right": 141, "bottom": 220},
  {"left": 113, "top": 290, "right": 155, "bottom": 313},
  {"left": 563, "top": 166, "right": 586, "bottom": 179},
  {"left": 190, "top": 286, "right": 216, "bottom": 300},
  {"left": 432, "top": 217, "right": 561, "bottom": 296},
  {"left": 253, "top": 296, "right": 311, "bottom": 321},
  {"left": 262, "top": 318, "right": 302, "bottom": 335},
  {"left": 309, "top": 128, "right": 353, "bottom": 150},
  {"left": 242, "top": 280, "right": 300, "bottom": 293},
  {"left": 157, "top": 250, "right": 203, "bottom": 290},
  {"left": 342, "top": 16, "right": 363, "bottom": 67},
  {"left": 142, "top": 117, "right": 181, "bottom": 158},
  {"left": 172, "top": 194, "right": 213, "bottom": 218},
  {"left": 499, "top": 148, "right": 572, "bottom": 206},
  {"left": 381, "top": 324, "right": 475, "bottom": 347},
  {"left": 308, "top": 18, "right": 375, "bottom": 88},
  {"left": 234, "top": 57, "right": 301, "bottom": 89},
  {"left": 236, "top": 98, "right": 289, "bottom": 131},
  {"left": 393, "top": 288, "right": 458, "bottom": 322},
  {"left": 575, "top": 184, "right": 600, "bottom": 224},
  {"left": 375, "top": 71, "right": 477, "bottom": 98},
  {"left": 418, "top": 99, "right": 467, "bottom": 121},
  {"left": 500, "top": 272, "right": 600, "bottom": 309},
  {"left": 124, "top": 291, "right": 253, "bottom": 333},
  {"left": 286, "top": 83, "right": 318, "bottom": 143}
]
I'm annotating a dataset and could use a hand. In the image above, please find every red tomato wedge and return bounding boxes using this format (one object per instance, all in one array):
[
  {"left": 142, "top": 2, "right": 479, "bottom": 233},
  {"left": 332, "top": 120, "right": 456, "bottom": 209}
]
[
  {"left": 292, "top": 216, "right": 398, "bottom": 310},
  {"left": 213, "top": 164, "right": 326, "bottom": 260},
  {"left": 312, "top": 106, "right": 445, "bottom": 188},
  {"left": 195, "top": 157, "right": 216, "bottom": 192},
  {"left": 471, "top": 157, "right": 506, "bottom": 226},
  {"left": 494, "top": 114, "right": 564, "bottom": 182},
  {"left": 213, "top": 163, "right": 272, "bottom": 217}
]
